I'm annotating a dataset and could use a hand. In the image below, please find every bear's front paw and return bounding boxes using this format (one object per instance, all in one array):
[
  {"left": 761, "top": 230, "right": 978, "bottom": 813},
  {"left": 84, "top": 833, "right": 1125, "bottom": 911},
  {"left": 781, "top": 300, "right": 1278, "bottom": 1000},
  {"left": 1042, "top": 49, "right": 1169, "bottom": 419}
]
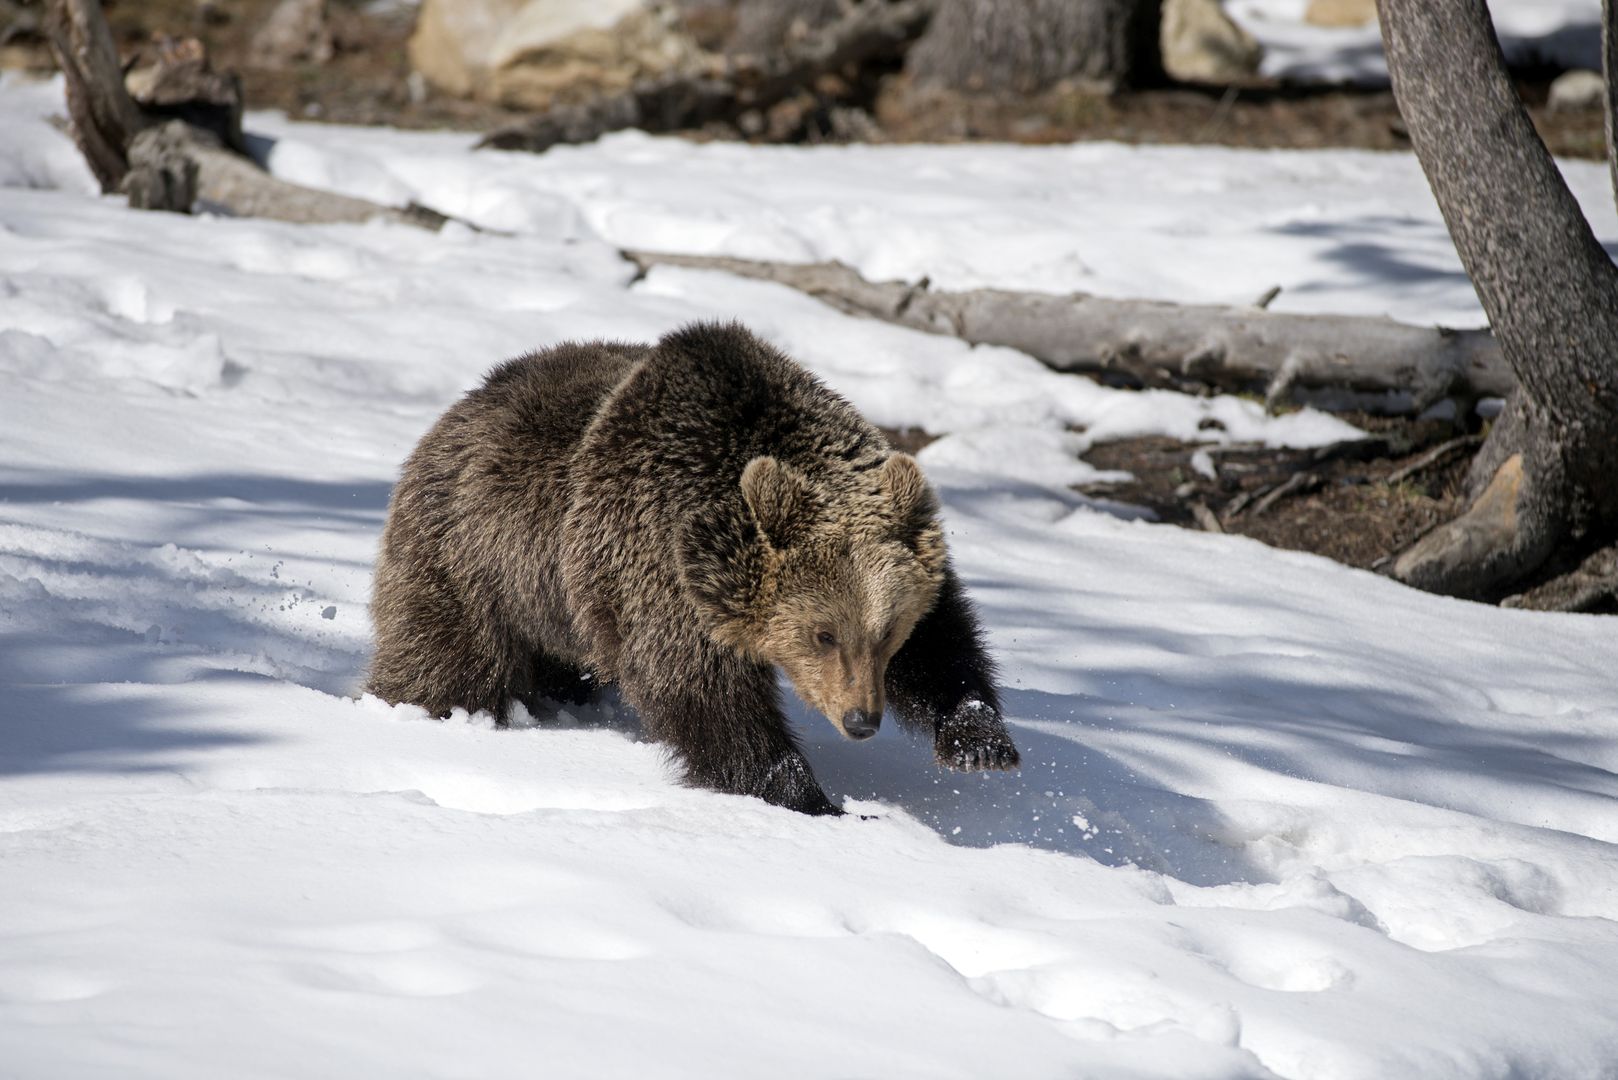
[{"left": 935, "top": 699, "right": 1020, "bottom": 773}]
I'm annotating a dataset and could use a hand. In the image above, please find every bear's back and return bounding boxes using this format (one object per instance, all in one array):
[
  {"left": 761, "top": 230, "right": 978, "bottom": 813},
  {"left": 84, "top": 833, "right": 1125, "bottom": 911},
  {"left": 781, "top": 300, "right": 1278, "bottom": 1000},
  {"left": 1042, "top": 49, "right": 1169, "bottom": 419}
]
[{"left": 579, "top": 322, "right": 888, "bottom": 506}]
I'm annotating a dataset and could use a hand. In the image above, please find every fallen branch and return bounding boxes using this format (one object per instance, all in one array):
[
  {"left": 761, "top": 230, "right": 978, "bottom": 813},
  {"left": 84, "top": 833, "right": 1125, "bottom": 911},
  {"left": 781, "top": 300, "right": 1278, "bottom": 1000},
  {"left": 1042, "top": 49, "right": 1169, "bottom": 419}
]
[
  {"left": 1248, "top": 471, "right": 1321, "bottom": 517},
  {"left": 623, "top": 250, "right": 1514, "bottom": 414},
  {"left": 478, "top": 0, "right": 932, "bottom": 152},
  {"left": 1189, "top": 501, "right": 1224, "bottom": 533},
  {"left": 1385, "top": 433, "right": 1486, "bottom": 486},
  {"left": 46, "top": 0, "right": 441, "bottom": 230},
  {"left": 1221, "top": 485, "right": 1265, "bottom": 521}
]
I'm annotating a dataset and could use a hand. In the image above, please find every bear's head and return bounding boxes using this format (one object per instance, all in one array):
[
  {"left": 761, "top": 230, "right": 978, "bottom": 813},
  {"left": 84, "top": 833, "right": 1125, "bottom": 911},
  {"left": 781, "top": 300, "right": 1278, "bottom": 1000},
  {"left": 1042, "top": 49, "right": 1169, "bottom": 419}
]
[{"left": 682, "top": 452, "right": 947, "bottom": 741}]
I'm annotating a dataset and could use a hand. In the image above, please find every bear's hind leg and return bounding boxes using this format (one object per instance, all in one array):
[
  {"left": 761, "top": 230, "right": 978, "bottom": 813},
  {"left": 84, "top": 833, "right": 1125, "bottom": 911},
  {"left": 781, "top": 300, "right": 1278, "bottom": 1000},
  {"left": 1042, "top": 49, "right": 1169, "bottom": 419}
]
[
  {"left": 369, "top": 567, "right": 526, "bottom": 722},
  {"left": 886, "top": 564, "right": 1019, "bottom": 772}
]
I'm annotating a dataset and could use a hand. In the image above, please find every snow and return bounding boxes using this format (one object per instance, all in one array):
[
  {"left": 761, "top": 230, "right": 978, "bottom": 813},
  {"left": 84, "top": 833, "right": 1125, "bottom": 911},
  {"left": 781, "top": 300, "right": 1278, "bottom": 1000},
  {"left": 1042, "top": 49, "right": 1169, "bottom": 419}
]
[
  {"left": 5, "top": 70, "right": 1618, "bottom": 1079},
  {"left": 1230, "top": 0, "right": 1605, "bottom": 84},
  {"left": 246, "top": 110, "right": 1618, "bottom": 331}
]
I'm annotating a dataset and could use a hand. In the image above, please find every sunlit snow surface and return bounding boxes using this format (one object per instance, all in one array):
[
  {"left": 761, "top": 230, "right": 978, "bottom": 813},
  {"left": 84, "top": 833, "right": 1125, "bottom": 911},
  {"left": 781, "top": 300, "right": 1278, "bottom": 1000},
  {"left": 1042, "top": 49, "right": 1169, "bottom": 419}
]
[
  {"left": 1229, "top": 0, "right": 1604, "bottom": 84},
  {"left": 4, "top": 73, "right": 1618, "bottom": 1079}
]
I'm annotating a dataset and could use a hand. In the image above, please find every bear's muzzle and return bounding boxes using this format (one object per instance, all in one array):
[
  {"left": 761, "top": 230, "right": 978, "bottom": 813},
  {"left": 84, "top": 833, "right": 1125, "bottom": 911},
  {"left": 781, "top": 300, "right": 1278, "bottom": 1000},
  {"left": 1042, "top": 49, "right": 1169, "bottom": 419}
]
[{"left": 841, "top": 707, "right": 880, "bottom": 740}]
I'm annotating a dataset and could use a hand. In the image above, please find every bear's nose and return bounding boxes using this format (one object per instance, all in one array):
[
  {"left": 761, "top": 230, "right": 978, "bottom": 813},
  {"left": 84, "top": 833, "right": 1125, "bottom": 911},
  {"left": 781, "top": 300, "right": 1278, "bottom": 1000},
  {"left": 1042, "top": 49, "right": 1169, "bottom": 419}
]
[{"left": 842, "top": 708, "right": 880, "bottom": 741}]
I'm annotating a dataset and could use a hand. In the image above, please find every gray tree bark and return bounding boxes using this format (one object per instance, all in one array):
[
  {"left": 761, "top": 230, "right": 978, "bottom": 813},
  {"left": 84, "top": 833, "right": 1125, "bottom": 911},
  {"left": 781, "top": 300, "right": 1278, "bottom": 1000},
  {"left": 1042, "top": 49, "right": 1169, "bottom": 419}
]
[
  {"left": 1381, "top": 0, "right": 1618, "bottom": 599},
  {"left": 905, "top": 0, "right": 1161, "bottom": 93},
  {"left": 42, "top": 0, "right": 146, "bottom": 190},
  {"left": 1606, "top": 0, "right": 1617, "bottom": 211}
]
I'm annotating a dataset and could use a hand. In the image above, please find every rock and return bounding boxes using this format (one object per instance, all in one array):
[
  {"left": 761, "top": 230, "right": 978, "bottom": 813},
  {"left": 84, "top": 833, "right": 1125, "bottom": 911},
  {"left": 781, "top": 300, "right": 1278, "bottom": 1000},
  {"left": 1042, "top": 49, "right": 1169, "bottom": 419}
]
[
  {"left": 250, "top": 0, "right": 334, "bottom": 66},
  {"left": 1161, "top": 0, "right": 1262, "bottom": 86},
  {"left": 1304, "top": 0, "right": 1377, "bottom": 28},
  {"left": 409, "top": 0, "right": 706, "bottom": 109},
  {"left": 249, "top": 0, "right": 335, "bottom": 67},
  {"left": 1547, "top": 69, "right": 1605, "bottom": 113}
]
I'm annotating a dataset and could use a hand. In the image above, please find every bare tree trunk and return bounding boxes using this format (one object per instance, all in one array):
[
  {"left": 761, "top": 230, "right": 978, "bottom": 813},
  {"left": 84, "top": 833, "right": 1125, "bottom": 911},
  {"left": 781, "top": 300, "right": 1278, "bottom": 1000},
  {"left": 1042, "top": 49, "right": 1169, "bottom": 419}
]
[
  {"left": 42, "top": 0, "right": 147, "bottom": 191},
  {"left": 43, "top": 0, "right": 443, "bottom": 229},
  {"left": 905, "top": 0, "right": 1161, "bottom": 93},
  {"left": 1380, "top": 0, "right": 1618, "bottom": 599},
  {"left": 1606, "top": 0, "right": 1617, "bottom": 211}
]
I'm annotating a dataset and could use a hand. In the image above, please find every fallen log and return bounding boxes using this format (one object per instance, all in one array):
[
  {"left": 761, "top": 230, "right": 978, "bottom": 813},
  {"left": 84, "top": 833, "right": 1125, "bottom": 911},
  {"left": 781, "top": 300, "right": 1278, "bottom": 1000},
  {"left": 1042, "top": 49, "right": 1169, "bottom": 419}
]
[
  {"left": 477, "top": 0, "right": 932, "bottom": 152},
  {"left": 45, "top": 0, "right": 440, "bottom": 230},
  {"left": 622, "top": 250, "right": 1514, "bottom": 414}
]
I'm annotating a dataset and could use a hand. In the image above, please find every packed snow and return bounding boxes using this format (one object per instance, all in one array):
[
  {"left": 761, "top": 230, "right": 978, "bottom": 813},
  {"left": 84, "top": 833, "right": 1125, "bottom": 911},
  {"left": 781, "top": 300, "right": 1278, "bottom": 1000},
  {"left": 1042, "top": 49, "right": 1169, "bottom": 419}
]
[{"left": 4, "top": 68, "right": 1618, "bottom": 1080}]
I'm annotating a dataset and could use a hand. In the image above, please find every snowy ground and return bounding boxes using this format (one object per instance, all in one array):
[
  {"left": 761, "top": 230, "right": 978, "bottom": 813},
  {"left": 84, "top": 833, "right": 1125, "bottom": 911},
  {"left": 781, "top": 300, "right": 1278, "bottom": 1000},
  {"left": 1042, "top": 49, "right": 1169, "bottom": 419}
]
[
  {"left": 4, "top": 73, "right": 1618, "bottom": 1079},
  {"left": 1229, "top": 0, "right": 1604, "bottom": 84}
]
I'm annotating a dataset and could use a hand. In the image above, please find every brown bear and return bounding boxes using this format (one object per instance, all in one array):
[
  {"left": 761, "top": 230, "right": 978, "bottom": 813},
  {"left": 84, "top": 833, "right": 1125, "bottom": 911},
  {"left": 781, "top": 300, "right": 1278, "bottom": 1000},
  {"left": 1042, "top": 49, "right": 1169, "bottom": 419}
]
[{"left": 368, "top": 321, "right": 1018, "bottom": 815}]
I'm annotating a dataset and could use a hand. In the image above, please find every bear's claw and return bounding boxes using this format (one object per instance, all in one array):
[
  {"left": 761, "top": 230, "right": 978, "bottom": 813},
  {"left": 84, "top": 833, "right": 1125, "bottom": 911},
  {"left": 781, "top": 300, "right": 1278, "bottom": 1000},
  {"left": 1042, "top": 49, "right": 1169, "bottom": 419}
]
[
  {"left": 935, "top": 700, "right": 1020, "bottom": 773},
  {"left": 938, "top": 738, "right": 1020, "bottom": 772}
]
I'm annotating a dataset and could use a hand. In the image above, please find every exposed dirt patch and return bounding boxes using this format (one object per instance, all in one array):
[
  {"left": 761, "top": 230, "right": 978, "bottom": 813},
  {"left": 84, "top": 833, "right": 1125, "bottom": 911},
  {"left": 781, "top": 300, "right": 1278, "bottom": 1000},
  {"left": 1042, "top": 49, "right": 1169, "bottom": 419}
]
[
  {"left": 7, "top": 2, "right": 1604, "bottom": 158},
  {"left": 885, "top": 414, "right": 1480, "bottom": 578},
  {"left": 1078, "top": 415, "right": 1475, "bottom": 571},
  {"left": 874, "top": 72, "right": 1607, "bottom": 160}
]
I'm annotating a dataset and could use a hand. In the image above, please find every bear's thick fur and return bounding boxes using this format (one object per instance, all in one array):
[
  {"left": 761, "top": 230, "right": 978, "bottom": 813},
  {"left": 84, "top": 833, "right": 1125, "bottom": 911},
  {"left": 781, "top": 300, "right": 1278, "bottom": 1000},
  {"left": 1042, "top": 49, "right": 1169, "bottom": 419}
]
[{"left": 369, "top": 322, "right": 1018, "bottom": 814}]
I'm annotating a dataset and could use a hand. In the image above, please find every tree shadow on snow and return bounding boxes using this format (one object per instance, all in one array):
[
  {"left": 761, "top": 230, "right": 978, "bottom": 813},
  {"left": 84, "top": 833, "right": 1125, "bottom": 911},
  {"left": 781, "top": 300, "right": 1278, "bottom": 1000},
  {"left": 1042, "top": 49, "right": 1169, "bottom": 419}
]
[
  {"left": 1267, "top": 216, "right": 1473, "bottom": 301},
  {"left": 0, "top": 468, "right": 384, "bottom": 776},
  {"left": 0, "top": 470, "right": 393, "bottom": 547},
  {"left": 0, "top": 679, "right": 270, "bottom": 778}
]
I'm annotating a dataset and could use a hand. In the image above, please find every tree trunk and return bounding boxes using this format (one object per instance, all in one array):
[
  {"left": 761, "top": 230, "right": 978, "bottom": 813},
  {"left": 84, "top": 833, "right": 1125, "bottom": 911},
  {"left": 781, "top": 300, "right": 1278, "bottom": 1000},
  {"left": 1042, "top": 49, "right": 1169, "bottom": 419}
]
[
  {"left": 1606, "top": 0, "right": 1617, "bottom": 211},
  {"left": 42, "top": 0, "right": 147, "bottom": 191},
  {"left": 1380, "top": 0, "right": 1618, "bottom": 600},
  {"left": 905, "top": 0, "right": 1161, "bottom": 93},
  {"left": 44, "top": 0, "right": 445, "bottom": 230}
]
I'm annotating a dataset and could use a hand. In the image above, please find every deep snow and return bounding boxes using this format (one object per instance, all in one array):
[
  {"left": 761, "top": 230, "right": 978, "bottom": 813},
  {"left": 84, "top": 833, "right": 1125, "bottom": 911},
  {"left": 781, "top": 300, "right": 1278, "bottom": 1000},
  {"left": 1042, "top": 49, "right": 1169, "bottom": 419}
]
[{"left": 4, "top": 60, "right": 1618, "bottom": 1080}]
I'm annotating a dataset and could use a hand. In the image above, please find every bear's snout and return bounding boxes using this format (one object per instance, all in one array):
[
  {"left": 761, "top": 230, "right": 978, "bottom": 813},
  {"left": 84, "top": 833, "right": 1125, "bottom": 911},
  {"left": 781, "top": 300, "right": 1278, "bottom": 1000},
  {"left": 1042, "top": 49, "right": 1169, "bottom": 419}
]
[{"left": 841, "top": 707, "right": 880, "bottom": 740}]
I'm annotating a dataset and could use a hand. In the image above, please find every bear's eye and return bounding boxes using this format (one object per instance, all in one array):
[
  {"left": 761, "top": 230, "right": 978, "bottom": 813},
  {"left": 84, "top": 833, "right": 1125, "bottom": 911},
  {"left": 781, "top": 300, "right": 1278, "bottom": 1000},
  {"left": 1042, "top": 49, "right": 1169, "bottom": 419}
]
[{"left": 816, "top": 630, "right": 838, "bottom": 648}]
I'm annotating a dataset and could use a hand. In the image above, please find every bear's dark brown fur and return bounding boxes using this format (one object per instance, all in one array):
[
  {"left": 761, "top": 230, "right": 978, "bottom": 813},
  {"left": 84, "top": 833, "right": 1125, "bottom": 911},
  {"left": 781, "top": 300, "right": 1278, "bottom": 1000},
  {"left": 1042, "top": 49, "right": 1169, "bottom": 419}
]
[{"left": 369, "top": 322, "right": 1018, "bottom": 815}]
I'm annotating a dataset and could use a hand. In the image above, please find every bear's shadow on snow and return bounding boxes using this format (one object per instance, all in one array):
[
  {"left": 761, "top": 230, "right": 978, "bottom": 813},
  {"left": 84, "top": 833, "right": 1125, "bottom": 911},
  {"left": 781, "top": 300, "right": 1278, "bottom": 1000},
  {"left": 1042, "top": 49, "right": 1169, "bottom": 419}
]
[
  {"left": 792, "top": 594, "right": 1618, "bottom": 890},
  {"left": 790, "top": 686, "right": 1274, "bottom": 888}
]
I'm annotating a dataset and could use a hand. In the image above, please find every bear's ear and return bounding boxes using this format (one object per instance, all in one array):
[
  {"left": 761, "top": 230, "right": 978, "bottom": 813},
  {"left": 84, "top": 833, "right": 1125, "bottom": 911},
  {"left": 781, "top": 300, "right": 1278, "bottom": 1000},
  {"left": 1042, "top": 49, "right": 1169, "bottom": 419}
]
[
  {"left": 878, "top": 453, "right": 939, "bottom": 537},
  {"left": 740, "top": 456, "right": 815, "bottom": 549}
]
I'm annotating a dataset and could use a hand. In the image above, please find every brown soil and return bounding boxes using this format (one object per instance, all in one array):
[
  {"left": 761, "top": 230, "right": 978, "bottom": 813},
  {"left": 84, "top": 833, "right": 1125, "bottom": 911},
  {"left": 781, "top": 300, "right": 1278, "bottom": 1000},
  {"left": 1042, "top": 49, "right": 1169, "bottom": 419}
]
[
  {"left": 1078, "top": 415, "right": 1474, "bottom": 571},
  {"left": 881, "top": 416, "right": 1478, "bottom": 578},
  {"left": 874, "top": 73, "right": 1608, "bottom": 160},
  {"left": 5, "top": 1, "right": 1606, "bottom": 158}
]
